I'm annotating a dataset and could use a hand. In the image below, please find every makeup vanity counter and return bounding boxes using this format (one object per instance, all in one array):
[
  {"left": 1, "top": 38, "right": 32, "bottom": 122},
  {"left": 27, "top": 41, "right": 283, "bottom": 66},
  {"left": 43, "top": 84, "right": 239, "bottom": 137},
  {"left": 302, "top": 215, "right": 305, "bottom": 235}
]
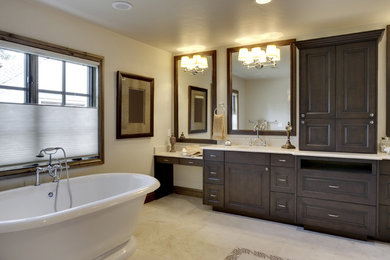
[{"left": 201, "top": 145, "right": 390, "bottom": 242}]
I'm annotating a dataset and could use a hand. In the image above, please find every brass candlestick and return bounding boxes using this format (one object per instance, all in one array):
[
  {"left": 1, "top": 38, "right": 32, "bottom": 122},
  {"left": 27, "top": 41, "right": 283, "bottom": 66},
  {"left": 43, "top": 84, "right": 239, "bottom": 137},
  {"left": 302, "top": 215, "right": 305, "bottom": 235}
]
[{"left": 281, "top": 122, "right": 295, "bottom": 149}]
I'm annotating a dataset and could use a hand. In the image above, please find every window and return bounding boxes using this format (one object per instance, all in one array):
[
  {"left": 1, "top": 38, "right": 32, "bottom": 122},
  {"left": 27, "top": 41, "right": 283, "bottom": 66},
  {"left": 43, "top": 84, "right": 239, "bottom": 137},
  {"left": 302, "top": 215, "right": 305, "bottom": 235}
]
[
  {"left": 0, "top": 49, "right": 96, "bottom": 107},
  {"left": 0, "top": 31, "right": 104, "bottom": 176}
]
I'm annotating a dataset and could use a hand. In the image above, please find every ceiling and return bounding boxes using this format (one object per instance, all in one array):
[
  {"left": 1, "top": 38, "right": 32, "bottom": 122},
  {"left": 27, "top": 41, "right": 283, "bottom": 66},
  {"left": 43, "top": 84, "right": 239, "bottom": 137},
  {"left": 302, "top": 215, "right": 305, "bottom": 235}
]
[{"left": 32, "top": 0, "right": 390, "bottom": 53}]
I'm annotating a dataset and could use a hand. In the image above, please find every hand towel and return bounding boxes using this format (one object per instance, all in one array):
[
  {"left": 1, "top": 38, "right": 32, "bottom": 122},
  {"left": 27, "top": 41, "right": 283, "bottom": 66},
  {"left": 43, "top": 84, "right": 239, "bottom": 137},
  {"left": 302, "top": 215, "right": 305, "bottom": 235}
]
[{"left": 212, "top": 114, "right": 226, "bottom": 140}]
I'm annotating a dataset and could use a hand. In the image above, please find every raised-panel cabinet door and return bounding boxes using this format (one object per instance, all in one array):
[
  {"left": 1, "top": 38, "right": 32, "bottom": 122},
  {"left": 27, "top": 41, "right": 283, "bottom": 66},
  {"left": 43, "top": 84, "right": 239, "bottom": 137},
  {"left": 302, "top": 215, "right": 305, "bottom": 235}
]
[
  {"left": 224, "top": 163, "right": 270, "bottom": 217},
  {"left": 336, "top": 118, "right": 376, "bottom": 153},
  {"left": 299, "top": 119, "right": 336, "bottom": 151},
  {"left": 299, "top": 46, "right": 336, "bottom": 119},
  {"left": 336, "top": 41, "right": 377, "bottom": 119}
]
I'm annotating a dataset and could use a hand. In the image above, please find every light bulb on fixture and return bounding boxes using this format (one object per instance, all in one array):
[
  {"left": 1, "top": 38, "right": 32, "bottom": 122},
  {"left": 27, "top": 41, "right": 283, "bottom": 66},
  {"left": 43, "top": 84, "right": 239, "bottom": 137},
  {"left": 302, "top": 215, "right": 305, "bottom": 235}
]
[
  {"left": 237, "top": 45, "right": 280, "bottom": 69},
  {"left": 256, "top": 0, "right": 272, "bottom": 4},
  {"left": 181, "top": 55, "right": 208, "bottom": 75}
]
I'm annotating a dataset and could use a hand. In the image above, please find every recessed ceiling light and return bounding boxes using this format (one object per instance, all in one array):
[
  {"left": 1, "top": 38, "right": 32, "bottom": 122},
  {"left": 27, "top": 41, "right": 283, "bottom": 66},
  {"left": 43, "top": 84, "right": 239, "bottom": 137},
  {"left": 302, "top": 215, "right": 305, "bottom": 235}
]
[
  {"left": 256, "top": 0, "right": 272, "bottom": 4},
  {"left": 112, "top": 1, "right": 133, "bottom": 10}
]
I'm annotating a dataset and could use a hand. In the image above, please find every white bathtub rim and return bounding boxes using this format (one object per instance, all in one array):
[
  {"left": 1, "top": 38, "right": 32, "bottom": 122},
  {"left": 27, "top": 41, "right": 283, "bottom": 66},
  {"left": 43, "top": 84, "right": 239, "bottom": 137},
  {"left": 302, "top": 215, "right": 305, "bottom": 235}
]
[{"left": 0, "top": 173, "right": 159, "bottom": 233}]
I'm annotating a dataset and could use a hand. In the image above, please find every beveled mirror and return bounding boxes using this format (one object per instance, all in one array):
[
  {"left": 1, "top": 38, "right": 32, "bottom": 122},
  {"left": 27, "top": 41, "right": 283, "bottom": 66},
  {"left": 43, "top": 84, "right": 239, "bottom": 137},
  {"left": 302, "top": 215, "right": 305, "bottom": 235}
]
[
  {"left": 227, "top": 39, "right": 296, "bottom": 135},
  {"left": 174, "top": 50, "right": 217, "bottom": 143}
]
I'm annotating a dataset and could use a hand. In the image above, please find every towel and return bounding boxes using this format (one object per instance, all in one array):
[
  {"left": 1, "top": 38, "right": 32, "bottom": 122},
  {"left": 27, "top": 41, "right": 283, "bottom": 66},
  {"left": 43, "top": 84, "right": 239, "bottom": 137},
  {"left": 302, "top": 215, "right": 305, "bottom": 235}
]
[
  {"left": 184, "top": 145, "right": 203, "bottom": 157},
  {"left": 212, "top": 114, "right": 226, "bottom": 140}
]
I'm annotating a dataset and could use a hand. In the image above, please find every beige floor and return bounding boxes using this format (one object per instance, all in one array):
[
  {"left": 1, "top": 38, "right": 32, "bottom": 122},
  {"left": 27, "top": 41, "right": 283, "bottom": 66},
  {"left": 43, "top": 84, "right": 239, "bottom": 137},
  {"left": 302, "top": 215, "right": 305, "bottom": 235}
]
[{"left": 131, "top": 194, "right": 390, "bottom": 260}]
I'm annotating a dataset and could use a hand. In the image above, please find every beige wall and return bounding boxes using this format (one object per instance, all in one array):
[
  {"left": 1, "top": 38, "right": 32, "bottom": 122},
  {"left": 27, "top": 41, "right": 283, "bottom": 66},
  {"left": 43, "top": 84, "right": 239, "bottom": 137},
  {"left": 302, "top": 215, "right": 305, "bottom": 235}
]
[{"left": 0, "top": 0, "right": 172, "bottom": 190}]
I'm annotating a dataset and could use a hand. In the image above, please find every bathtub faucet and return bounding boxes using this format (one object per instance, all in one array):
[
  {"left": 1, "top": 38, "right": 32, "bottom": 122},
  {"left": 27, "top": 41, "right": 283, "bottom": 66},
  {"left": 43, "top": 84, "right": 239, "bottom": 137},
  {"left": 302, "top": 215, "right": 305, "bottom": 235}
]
[{"left": 35, "top": 147, "right": 69, "bottom": 186}]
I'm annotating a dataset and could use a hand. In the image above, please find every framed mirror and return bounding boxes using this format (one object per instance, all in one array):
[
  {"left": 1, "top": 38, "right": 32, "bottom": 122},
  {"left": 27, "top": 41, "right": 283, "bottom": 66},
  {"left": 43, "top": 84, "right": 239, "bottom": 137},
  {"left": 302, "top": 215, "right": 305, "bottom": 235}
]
[
  {"left": 227, "top": 39, "right": 296, "bottom": 136},
  {"left": 174, "top": 50, "right": 217, "bottom": 143}
]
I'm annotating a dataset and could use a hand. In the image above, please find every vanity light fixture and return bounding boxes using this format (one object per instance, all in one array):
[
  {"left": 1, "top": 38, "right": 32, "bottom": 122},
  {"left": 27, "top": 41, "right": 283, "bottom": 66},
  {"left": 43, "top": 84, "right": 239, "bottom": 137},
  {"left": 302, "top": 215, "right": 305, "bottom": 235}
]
[
  {"left": 181, "top": 55, "right": 208, "bottom": 75},
  {"left": 112, "top": 1, "right": 133, "bottom": 10},
  {"left": 238, "top": 45, "right": 280, "bottom": 69},
  {"left": 256, "top": 0, "right": 272, "bottom": 4}
]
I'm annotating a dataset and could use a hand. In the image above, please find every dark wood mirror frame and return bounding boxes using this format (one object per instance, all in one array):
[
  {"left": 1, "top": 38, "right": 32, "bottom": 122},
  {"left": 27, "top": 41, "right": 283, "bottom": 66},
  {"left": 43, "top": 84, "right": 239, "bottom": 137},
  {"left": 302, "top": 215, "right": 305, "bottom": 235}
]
[
  {"left": 227, "top": 39, "right": 297, "bottom": 136},
  {"left": 174, "top": 50, "right": 217, "bottom": 144},
  {"left": 387, "top": 25, "right": 390, "bottom": 136}
]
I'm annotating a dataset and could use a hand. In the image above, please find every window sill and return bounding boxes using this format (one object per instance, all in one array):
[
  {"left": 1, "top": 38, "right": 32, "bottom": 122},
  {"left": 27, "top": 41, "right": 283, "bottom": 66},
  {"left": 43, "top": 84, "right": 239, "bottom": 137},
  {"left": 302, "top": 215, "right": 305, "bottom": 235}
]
[{"left": 0, "top": 156, "right": 104, "bottom": 179}]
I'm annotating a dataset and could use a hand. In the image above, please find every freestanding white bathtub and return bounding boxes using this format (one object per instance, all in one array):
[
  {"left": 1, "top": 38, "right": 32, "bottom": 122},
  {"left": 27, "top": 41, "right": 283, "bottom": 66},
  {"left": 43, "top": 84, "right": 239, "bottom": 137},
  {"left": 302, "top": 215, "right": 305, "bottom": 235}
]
[{"left": 0, "top": 173, "right": 159, "bottom": 260}]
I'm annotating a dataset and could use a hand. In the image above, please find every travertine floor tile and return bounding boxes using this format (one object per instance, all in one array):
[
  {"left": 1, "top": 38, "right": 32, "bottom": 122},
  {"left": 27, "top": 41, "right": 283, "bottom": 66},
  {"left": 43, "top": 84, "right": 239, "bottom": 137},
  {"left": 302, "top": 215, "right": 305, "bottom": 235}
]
[{"left": 130, "top": 194, "right": 390, "bottom": 260}]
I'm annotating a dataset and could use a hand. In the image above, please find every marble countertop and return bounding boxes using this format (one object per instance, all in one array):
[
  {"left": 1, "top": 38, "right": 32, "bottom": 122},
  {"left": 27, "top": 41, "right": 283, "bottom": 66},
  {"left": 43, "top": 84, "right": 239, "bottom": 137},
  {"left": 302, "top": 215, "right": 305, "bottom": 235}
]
[
  {"left": 202, "top": 144, "right": 390, "bottom": 160},
  {"left": 154, "top": 151, "right": 203, "bottom": 160},
  {"left": 154, "top": 145, "right": 390, "bottom": 161}
]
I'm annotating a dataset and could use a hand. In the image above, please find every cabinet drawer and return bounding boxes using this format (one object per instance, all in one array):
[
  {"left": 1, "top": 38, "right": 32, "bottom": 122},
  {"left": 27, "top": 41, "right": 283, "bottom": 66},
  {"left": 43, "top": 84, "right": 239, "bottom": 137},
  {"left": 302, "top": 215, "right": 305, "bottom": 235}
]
[
  {"left": 225, "top": 151, "right": 269, "bottom": 166},
  {"left": 203, "top": 150, "right": 224, "bottom": 162},
  {"left": 155, "top": 156, "right": 179, "bottom": 164},
  {"left": 379, "top": 205, "right": 390, "bottom": 241},
  {"left": 271, "top": 167, "right": 296, "bottom": 193},
  {"left": 271, "top": 154, "right": 295, "bottom": 168},
  {"left": 297, "top": 197, "right": 376, "bottom": 237},
  {"left": 204, "top": 161, "right": 224, "bottom": 185},
  {"left": 270, "top": 192, "right": 295, "bottom": 224},
  {"left": 379, "top": 175, "right": 390, "bottom": 206},
  {"left": 179, "top": 158, "right": 203, "bottom": 167},
  {"left": 379, "top": 160, "right": 390, "bottom": 176},
  {"left": 298, "top": 170, "right": 376, "bottom": 205},
  {"left": 203, "top": 184, "right": 224, "bottom": 208}
]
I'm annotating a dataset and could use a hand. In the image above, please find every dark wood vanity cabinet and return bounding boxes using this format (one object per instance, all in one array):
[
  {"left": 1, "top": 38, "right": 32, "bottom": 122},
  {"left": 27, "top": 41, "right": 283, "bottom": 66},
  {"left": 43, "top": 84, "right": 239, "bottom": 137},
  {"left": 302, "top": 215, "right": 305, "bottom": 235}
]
[
  {"left": 297, "top": 30, "right": 383, "bottom": 153},
  {"left": 297, "top": 156, "right": 377, "bottom": 239},
  {"left": 270, "top": 154, "right": 296, "bottom": 224},
  {"left": 203, "top": 151, "right": 296, "bottom": 222},
  {"left": 225, "top": 162, "right": 270, "bottom": 217},
  {"left": 224, "top": 151, "right": 270, "bottom": 217},
  {"left": 203, "top": 150, "right": 225, "bottom": 207},
  {"left": 202, "top": 150, "right": 383, "bottom": 240},
  {"left": 378, "top": 160, "right": 390, "bottom": 241}
]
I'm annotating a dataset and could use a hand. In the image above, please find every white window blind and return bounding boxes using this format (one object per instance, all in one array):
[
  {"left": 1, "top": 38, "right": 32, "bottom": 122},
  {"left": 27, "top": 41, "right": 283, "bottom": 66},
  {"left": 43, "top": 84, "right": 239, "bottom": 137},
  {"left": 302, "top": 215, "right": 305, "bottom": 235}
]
[{"left": 0, "top": 103, "right": 98, "bottom": 166}]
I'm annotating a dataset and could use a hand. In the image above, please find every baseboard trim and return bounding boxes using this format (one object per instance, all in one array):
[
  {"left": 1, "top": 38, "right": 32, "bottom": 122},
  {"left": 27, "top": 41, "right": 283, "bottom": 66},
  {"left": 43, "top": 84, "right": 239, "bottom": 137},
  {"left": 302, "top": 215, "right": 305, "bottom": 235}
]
[
  {"left": 144, "top": 192, "right": 155, "bottom": 203},
  {"left": 174, "top": 186, "right": 203, "bottom": 198}
]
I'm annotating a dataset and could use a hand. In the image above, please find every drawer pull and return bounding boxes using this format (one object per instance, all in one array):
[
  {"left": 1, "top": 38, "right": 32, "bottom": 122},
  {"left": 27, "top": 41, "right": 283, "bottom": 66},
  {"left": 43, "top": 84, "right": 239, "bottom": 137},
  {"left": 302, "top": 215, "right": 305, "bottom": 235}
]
[
  {"left": 328, "top": 213, "right": 339, "bottom": 218},
  {"left": 277, "top": 178, "right": 287, "bottom": 182},
  {"left": 277, "top": 204, "right": 286, "bottom": 208},
  {"left": 163, "top": 159, "right": 169, "bottom": 162},
  {"left": 210, "top": 171, "right": 217, "bottom": 175},
  {"left": 188, "top": 161, "right": 194, "bottom": 164},
  {"left": 209, "top": 154, "right": 217, "bottom": 158},
  {"left": 278, "top": 159, "right": 286, "bottom": 162},
  {"left": 328, "top": 185, "right": 340, "bottom": 189},
  {"left": 210, "top": 194, "right": 217, "bottom": 198}
]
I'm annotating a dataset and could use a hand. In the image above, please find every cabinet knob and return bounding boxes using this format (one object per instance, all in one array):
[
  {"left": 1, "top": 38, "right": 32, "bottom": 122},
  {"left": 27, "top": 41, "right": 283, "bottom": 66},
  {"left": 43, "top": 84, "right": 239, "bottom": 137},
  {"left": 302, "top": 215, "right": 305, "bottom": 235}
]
[
  {"left": 301, "top": 114, "right": 305, "bottom": 118},
  {"left": 370, "top": 120, "right": 374, "bottom": 125},
  {"left": 301, "top": 120, "right": 305, "bottom": 124},
  {"left": 370, "top": 113, "right": 374, "bottom": 117},
  {"left": 265, "top": 167, "right": 269, "bottom": 171}
]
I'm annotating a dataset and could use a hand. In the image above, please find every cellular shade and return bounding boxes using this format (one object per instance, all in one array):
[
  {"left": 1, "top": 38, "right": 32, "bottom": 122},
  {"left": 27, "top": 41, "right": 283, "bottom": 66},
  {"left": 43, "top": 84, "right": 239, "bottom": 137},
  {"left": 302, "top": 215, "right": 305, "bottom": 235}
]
[{"left": 0, "top": 103, "right": 98, "bottom": 166}]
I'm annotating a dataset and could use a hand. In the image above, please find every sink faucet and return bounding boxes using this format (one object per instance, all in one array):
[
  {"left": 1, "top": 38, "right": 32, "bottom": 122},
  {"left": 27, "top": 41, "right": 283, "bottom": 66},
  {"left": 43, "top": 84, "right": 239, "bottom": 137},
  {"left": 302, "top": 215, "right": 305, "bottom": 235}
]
[
  {"left": 35, "top": 147, "right": 69, "bottom": 186},
  {"left": 249, "top": 121, "right": 267, "bottom": 146}
]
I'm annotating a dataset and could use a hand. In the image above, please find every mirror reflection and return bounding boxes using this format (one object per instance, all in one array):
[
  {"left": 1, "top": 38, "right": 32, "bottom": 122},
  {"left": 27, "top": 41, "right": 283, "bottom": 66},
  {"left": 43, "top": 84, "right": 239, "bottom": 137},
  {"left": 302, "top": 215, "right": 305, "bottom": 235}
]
[
  {"left": 228, "top": 40, "right": 296, "bottom": 135},
  {"left": 175, "top": 51, "right": 216, "bottom": 142}
]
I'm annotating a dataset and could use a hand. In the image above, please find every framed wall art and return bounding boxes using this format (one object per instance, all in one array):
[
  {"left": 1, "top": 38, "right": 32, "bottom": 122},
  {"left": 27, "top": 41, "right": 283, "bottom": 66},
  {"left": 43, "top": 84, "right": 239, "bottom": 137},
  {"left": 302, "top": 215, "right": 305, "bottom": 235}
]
[
  {"left": 188, "top": 85, "right": 207, "bottom": 133},
  {"left": 116, "top": 71, "right": 154, "bottom": 138}
]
